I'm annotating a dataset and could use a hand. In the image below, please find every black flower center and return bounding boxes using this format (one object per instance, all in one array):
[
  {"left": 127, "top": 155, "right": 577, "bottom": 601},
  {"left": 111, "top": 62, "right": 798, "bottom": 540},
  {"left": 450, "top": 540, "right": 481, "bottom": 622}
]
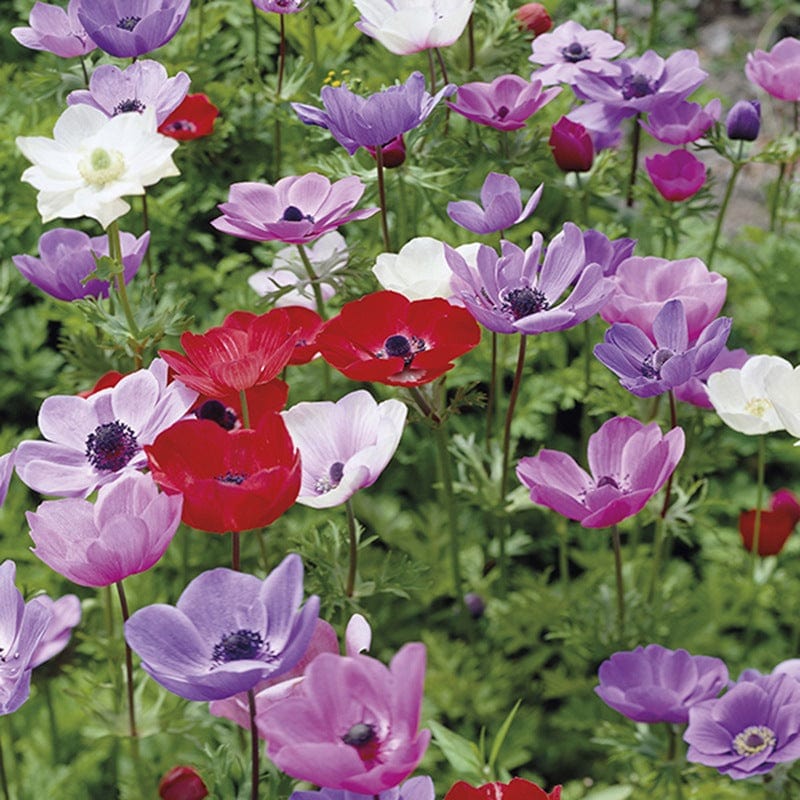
[
  {"left": 562, "top": 41, "right": 590, "bottom": 62},
  {"left": 641, "top": 347, "right": 674, "bottom": 379},
  {"left": 375, "top": 334, "right": 426, "bottom": 368},
  {"left": 85, "top": 421, "right": 139, "bottom": 471},
  {"left": 212, "top": 629, "right": 264, "bottom": 664},
  {"left": 282, "top": 205, "right": 314, "bottom": 223},
  {"left": 314, "top": 461, "right": 345, "bottom": 494},
  {"left": 113, "top": 98, "right": 145, "bottom": 115},
  {"left": 622, "top": 73, "right": 657, "bottom": 100},
  {"left": 217, "top": 471, "right": 248, "bottom": 485},
  {"left": 342, "top": 723, "right": 375, "bottom": 747},
  {"left": 385, "top": 334, "right": 411, "bottom": 357},
  {"left": 596, "top": 475, "right": 620, "bottom": 489},
  {"left": 502, "top": 287, "right": 549, "bottom": 320},
  {"left": 196, "top": 399, "right": 237, "bottom": 430},
  {"left": 163, "top": 120, "right": 197, "bottom": 133},
  {"left": 496, "top": 105, "right": 509, "bottom": 119},
  {"left": 116, "top": 16, "right": 141, "bottom": 31}
]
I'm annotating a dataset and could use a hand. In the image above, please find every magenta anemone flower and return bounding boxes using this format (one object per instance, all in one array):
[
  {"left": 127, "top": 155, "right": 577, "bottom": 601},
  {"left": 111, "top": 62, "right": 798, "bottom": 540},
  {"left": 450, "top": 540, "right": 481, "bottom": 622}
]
[
  {"left": 282, "top": 390, "right": 407, "bottom": 509},
  {"left": 645, "top": 150, "right": 707, "bottom": 202},
  {"left": 596, "top": 644, "right": 729, "bottom": 724},
  {"left": 124, "top": 554, "right": 320, "bottom": 702},
  {"left": 212, "top": 174, "right": 378, "bottom": 245},
  {"left": 447, "top": 173, "right": 543, "bottom": 235},
  {"left": 444, "top": 223, "right": 614, "bottom": 335},
  {"left": 640, "top": 99, "right": 721, "bottom": 145},
  {"left": 13, "top": 228, "right": 149, "bottom": 302},
  {"left": 261, "top": 643, "right": 430, "bottom": 794},
  {"left": 446, "top": 75, "right": 560, "bottom": 131},
  {"left": 745, "top": 37, "right": 800, "bottom": 102},
  {"left": 685, "top": 673, "right": 800, "bottom": 779},
  {"left": 254, "top": 0, "right": 306, "bottom": 11},
  {"left": 27, "top": 471, "right": 182, "bottom": 587},
  {"left": 78, "top": 0, "right": 191, "bottom": 58},
  {"left": 529, "top": 20, "right": 625, "bottom": 85},
  {"left": 292, "top": 72, "right": 454, "bottom": 156},
  {"left": 517, "top": 416, "right": 685, "bottom": 528},
  {"left": 11, "top": 0, "right": 96, "bottom": 58},
  {"left": 549, "top": 116, "right": 595, "bottom": 172},
  {"left": 290, "top": 776, "right": 435, "bottom": 800},
  {"left": 14, "top": 358, "right": 197, "bottom": 498},
  {"left": 67, "top": 60, "right": 190, "bottom": 126},
  {"left": 28, "top": 594, "right": 81, "bottom": 669}
]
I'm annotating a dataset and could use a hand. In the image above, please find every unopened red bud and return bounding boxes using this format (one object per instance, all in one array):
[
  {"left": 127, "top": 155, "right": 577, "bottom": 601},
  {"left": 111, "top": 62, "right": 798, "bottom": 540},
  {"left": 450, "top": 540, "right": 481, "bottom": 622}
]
[
  {"left": 158, "top": 766, "right": 209, "bottom": 800},
  {"left": 515, "top": 3, "right": 552, "bottom": 36}
]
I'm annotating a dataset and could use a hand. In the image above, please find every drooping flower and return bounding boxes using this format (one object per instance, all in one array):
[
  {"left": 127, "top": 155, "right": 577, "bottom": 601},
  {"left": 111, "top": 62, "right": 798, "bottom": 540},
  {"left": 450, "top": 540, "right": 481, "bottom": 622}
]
[
  {"left": 292, "top": 777, "right": 435, "bottom": 800},
  {"left": 124, "top": 554, "right": 319, "bottom": 701},
  {"left": 740, "top": 489, "right": 800, "bottom": 556},
  {"left": 684, "top": 673, "right": 800, "bottom": 779},
  {"left": 529, "top": 20, "right": 625, "bottom": 86},
  {"left": 11, "top": 0, "right": 96, "bottom": 58},
  {"left": 726, "top": 99, "right": 761, "bottom": 141},
  {"left": 77, "top": 0, "right": 191, "bottom": 58},
  {"left": 317, "top": 291, "right": 480, "bottom": 387},
  {"left": 282, "top": 390, "right": 407, "bottom": 509},
  {"left": 600, "top": 255, "right": 727, "bottom": 342},
  {"left": 27, "top": 471, "right": 182, "bottom": 587},
  {"left": 353, "top": 0, "right": 474, "bottom": 55},
  {"left": 144, "top": 414, "right": 301, "bottom": 533},
  {"left": 548, "top": 116, "right": 594, "bottom": 172},
  {"left": 158, "top": 93, "right": 220, "bottom": 140},
  {"left": 596, "top": 644, "right": 729, "bottom": 724},
  {"left": 212, "top": 174, "right": 377, "bottom": 245},
  {"left": 261, "top": 643, "right": 430, "bottom": 794},
  {"left": 515, "top": 4, "right": 552, "bottom": 36},
  {"left": 446, "top": 75, "right": 560, "bottom": 131},
  {"left": 158, "top": 766, "right": 209, "bottom": 800},
  {"left": 14, "top": 358, "right": 197, "bottom": 498},
  {"left": 12, "top": 227, "right": 149, "bottom": 302},
  {"left": 745, "top": 37, "right": 800, "bottom": 102},
  {"left": 444, "top": 223, "right": 614, "bottom": 335},
  {"left": 645, "top": 149, "right": 707, "bottom": 202},
  {"left": 16, "top": 105, "right": 179, "bottom": 229},
  {"left": 28, "top": 594, "right": 82, "bottom": 669},
  {"left": 445, "top": 778, "right": 561, "bottom": 800},
  {"left": 640, "top": 99, "right": 721, "bottom": 145},
  {"left": 517, "top": 416, "right": 685, "bottom": 528},
  {"left": 292, "top": 72, "right": 454, "bottom": 156},
  {"left": 447, "top": 173, "right": 543, "bottom": 235}
]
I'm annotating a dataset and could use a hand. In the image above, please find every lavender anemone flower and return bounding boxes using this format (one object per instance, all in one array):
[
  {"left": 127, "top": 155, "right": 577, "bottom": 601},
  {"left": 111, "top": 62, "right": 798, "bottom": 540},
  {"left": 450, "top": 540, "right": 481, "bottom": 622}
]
[
  {"left": 594, "top": 299, "right": 732, "bottom": 398},
  {"left": 27, "top": 471, "right": 182, "bottom": 587},
  {"left": 78, "top": 0, "right": 191, "bottom": 58},
  {"left": 212, "top": 174, "right": 378, "bottom": 245},
  {"left": 444, "top": 223, "right": 614, "bottom": 335},
  {"left": 124, "top": 554, "right": 320, "bottom": 702},
  {"left": 446, "top": 75, "right": 560, "bottom": 131},
  {"left": 14, "top": 358, "right": 197, "bottom": 498},
  {"left": 260, "top": 643, "right": 430, "bottom": 794},
  {"left": 13, "top": 228, "right": 149, "bottom": 302},
  {"left": 516, "top": 416, "right": 685, "bottom": 528},
  {"left": 11, "top": 0, "right": 96, "bottom": 58},
  {"left": 582, "top": 229, "right": 636, "bottom": 277},
  {"left": 529, "top": 20, "right": 626, "bottom": 86},
  {"left": 685, "top": 673, "right": 800, "bottom": 779},
  {"left": 0, "top": 450, "right": 15, "bottom": 509},
  {"left": 640, "top": 98, "right": 722, "bottom": 145},
  {"left": 447, "top": 173, "right": 543, "bottom": 235},
  {"left": 28, "top": 594, "right": 82, "bottom": 669},
  {"left": 745, "top": 37, "right": 800, "bottom": 102},
  {"left": 596, "top": 644, "right": 729, "bottom": 724},
  {"left": 292, "top": 72, "right": 454, "bottom": 156},
  {"left": 282, "top": 390, "right": 407, "bottom": 509},
  {"left": 67, "top": 60, "right": 190, "bottom": 126},
  {"left": 291, "top": 776, "right": 435, "bottom": 800}
]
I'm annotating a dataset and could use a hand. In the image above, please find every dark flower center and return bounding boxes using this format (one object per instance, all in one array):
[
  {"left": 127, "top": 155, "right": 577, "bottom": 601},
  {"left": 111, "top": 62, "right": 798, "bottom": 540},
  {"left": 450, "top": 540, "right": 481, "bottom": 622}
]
[
  {"left": 562, "top": 41, "right": 590, "bottom": 62},
  {"left": 496, "top": 105, "right": 509, "bottom": 119},
  {"left": 116, "top": 15, "right": 142, "bottom": 31},
  {"left": 163, "top": 120, "right": 197, "bottom": 133},
  {"left": 342, "top": 723, "right": 375, "bottom": 747},
  {"left": 641, "top": 347, "right": 674, "bottom": 379},
  {"left": 375, "top": 334, "right": 426, "bottom": 368},
  {"left": 314, "top": 461, "right": 345, "bottom": 494},
  {"left": 212, "top": 629, "right": 264, "bottom": 663},
  {"left": 196, "top": 399, "right": 237, "bottom": 430},
  {"left": 282, "top": 205, "right": 314, "bottom": 223},
  {"left": 733, "top": 725, "right": 776, "bottom": 756},
  {"left": 596, "top": 475, "right": 620, "bottom": 489},
  {"left": 85, "top": 420, "right": 139, "bottom": 471},
  {"left": 113, "top": 98, "right": 145, "bottom": 115},
  {"left": 217, "top": 471, "right": 248, "bottom": 485},
  {"left": 502, "top": 287, "right": 549, "bottom": 320},
  {"left": 622, "top": 73, "right": 658, "bottom": 100},
  {"left": 385, "top": 334, "right": 411, "bottom": 357}
]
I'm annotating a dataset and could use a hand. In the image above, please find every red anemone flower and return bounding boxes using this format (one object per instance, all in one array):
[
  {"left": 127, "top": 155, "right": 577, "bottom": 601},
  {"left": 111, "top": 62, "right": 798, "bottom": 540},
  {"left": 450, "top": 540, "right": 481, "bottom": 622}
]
[
  {"left": 445, "top": 778, "right": 561, "bottom": 800},
  {"left": 317, "top": 291, "right": 481, "bottom": 387},
  {"left": 739, "top": 488, "right": 800, "bottom": 556},
  {"left": 160, "top": 308, "right": 298, "bottom": 399},
  {"left": 144, "top": 414, "right": 301, "bottom": 533},
  {"left": 194, "top": 380, "right": 290, "bottom": 430},
  {"left": 158, "top": 93, "right": 219, "bottom": 140},
  {"left": 274, "top": 306, "right": 323, "bottom": 365}
]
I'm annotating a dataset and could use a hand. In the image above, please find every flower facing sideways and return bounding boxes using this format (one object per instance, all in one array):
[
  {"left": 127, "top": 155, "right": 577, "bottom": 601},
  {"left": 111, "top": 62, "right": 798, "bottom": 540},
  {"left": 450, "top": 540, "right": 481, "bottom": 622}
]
[
  {"left": 11, "top": 0, "right": 96, "bottom": 58},
  {"left": 745, "top": 37, "right": 800, "bottom": 102},
  {"left": 158, "top": 93, "right": 220, "bottom": 140},
  {"left": 740, "top": 489, "right": 800, "bottom": 556}
]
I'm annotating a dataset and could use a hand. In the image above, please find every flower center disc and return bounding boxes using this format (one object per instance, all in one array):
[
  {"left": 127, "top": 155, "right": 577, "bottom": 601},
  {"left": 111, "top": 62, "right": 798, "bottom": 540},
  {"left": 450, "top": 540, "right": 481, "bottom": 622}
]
[
  {"left": 85, "top": 420, "right": 139, "bottom": 471},
  {"left": 78, "top": 147, "right": 126, "bottom": 187},
  {"left": 562, "top": 41, "right": 590, "bottom": 62},
  {"left": 733, "top": 725, "right": 776, "bottom": 756},
  {"left": 212, "top": 629, "right": 264, "bottom": 663},
  {"left": 117, "top": 15, "right": 142, "bottom": 31},
  {"left": 503, "top": 287, "right": 549, "bottom": 320}
]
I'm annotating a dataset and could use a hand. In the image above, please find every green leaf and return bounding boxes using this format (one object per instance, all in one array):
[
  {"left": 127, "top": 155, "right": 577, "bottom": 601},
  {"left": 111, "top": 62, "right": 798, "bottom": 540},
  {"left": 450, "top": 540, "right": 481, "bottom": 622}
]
[
  {"left": 488, "top": 699, "right": 522, "bottom": 773},
  {"left": 427, "top": 719, "right": 485, "bottom": 782}
]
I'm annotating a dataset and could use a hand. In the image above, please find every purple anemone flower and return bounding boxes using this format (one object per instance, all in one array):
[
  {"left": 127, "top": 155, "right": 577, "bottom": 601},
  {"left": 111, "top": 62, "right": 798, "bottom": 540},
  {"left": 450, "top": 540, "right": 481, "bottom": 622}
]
[
  {"left": 640, "top": 98, "right": 722, "bottom": 145},
  {"left": 582, "top": 229, "right": 636, "bottom": 277},
  {"left": 14, "top": 358, "right": 197, "bottom": 498},
  {"left": 673, "top": 346, "right": 750, "bottom": 410},
  {"left": 292, "top": 71, "right": 454, "bottom": 156},
  {"left": 726, "top": 100, "right": 761, "bottom": 141},
  {"left": 290, "top": 776, "right": 435, "bottom": 800},
  {"left": 78, "top": 0, "right": 190, "bottom": 58},
  {"left": 594, "top": 299, "right": 732, "bottom": 398},
  {"left": 282, "top": 390, "right": 407, "bottom": 509},
  {"left": 685, "top": 673, "right": 800, "bottom": 779},
  {"left": 446, "top": 74, "right": 560, "bottom": 131},
  {"left": 745, "top": 37, "right": 800, "bottom": 102},
  {"left": 447, "top": 173, "right": 543, "bottom": 235},
  {"left": 124, "top": 554, "right": 319, "bottom": 702},
  {"left": 11, "top": 0, "right": 96, "bottom": 58},
  {"left": 212, "top": 174, "right": 378, "bottom": 245},
  {"left": 67, "top": 60, "right": 190, "bottom": 127},
  {"left": 596, "top": 644, "right": 729, "bottom": 724},
  {"left": 517, "top": 416, "right": 685, "bottom": 528},
  {"left": 0, "top": 450, "right": 15, "bottom": 509},
  {"left": 12, "top": 228, "right": 149, "bottom": 302},
  {"left": 529, "top": 20, "right": 625, "bottom": 86},
  {"left": 444, "top": 223, "right": 614, "bottom": 335},
  {"left": 28, "top": 594, "right": 81, "bottom": 669}
]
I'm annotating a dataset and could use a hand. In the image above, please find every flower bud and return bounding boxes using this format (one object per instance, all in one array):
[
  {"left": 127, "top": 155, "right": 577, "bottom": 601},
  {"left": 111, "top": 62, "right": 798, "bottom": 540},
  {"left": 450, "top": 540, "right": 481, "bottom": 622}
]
[
  {"left": 515, "top": 3, "right": 552, "bottom": 36},
  {"left": 548, "top": 116, "right": 594, "bottom": 172},
  {"left": 463, "top": 592, "right": 485, "bottom": 619},
  {"left": 158, "top": 766, "right": 209, "bottom": 800},
  {"left": 365, "top": 134, "right": 406, "bottom": 168},
  {"left": 645, "top": 149, "right": 706, "bottom": 202},
  {"left": 725, "top": 99, "right": 761, "bottom": 141}
]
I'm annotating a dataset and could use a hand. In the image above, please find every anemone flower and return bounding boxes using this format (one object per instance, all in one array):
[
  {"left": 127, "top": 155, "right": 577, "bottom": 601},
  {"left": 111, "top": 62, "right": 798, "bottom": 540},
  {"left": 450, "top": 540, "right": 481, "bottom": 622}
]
[
  {"left": 291, "top": 777, "right": 435, "bottom": 800},
  {"left": 640, "top": 99, "right": 721, "bottom": 145},
  {"left": 158, "top": 93, "right": 220, "bottom": 140},
  {"left": 645, "top": 150, "right": 706, "bottom": 202},
  {"left": 445, "top": 779, "right": 560, "bottom": 800},
  {"left": 745, "top": 37, "right": 800, "bottom": 102},
  {"left": 11, "top": 0, "right": 96, "bottom": 58}
]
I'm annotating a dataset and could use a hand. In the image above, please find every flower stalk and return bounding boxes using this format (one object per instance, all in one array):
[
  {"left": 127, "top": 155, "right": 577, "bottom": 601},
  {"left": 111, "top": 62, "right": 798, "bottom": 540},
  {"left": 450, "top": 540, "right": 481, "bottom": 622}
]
[
  {"left": 345, "top": 498, "right": 358, "bottom": 597},
  {"left": 248, "top": 688, "right": 260, "bottom": 800},
  {"left": 374, "top": 144, "right": 392, "bottom": 252},
  {"left": 296, "top": 244, "right": 327, "bottom": 319},
  {"left": 115, "top": 580, "right": 138, "bottom": 739}
]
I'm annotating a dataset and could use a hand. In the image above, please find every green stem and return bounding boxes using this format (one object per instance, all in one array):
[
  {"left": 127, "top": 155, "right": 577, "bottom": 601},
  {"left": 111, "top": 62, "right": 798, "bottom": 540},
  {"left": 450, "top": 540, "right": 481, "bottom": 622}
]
[
  {"left": 248, "top": 689, "right": 259, "bottom": 800},
  {"left": 611, "top": 524, "right": 625, "bottom": 636},
  {"left": 667, "top": 724, "right": 686, "bottom": 800},
  {"left": 467, "top": 13, "right": 475, "bottom": 70},
  {"left": 107, "top": 221, "right": 142, "bottom": 366},
  {"left": 296, "top": 244, "right": 327, "bottom": 319},
  {"left": 485, "top": 332, "right": 497, "bottom": 443},
  {"left": 375, "top": 146, "right": 392, "bottom": 252},
  {"left": 626, "top": 114, "right": 642, "bottom": 208},
  {"left": 345, "top": 499, "right": 358, "bottom": 597},
  {"left": 232, "top": 531, "right": 241, "bottom": 572},
  {"left": 141, "top": 193, "right": 154, "bottom": 282},
  {"left": 277, "top": 13, "right": 286, "bottom": 99},
  {"left": 408, "top": 386, "right": 441, "bottom": 425},
  {"left": 611, "top": 0, "right": 618, "bottom": 34},
  {"left": 707, "top": 161, "right": 742, "bottom": 268},
  {"left": 650, "top": 391, "right": 678, "bottom": 601},
  {"left": 648, "top": 0, "right": 660, "bottom": 48},
  {"left": 0, "top": 728, "right": 9, "bottom": 800},
  {"left": 427, "top": 48, "right": 437, "bottom": 94},
  {"left": 239, "top": 388, "right": 252, "bottom": 429},
  {"left": 752, "top": 435, "right": 766, "bottom": 572},
  {"left": 80, "top": 55, "right": 89, "bottom": 87},
  {"left": 115, "top": 581, "right": 137, "bottom": 739},
  {"left": 770, "top": 163, "right": 786, "bottom": 232},
  {"left": 252, "top": 3, "right": 260, "bottom": 73},
  {"left": 43, "top": 680, "right": 60, "bottom": 763},
  {"left": 306, "top": 0, "right": 317, "bottom": 76},
  {"left": 433, "top": 423, "right": 464, "bottom": 603},
  {"left": 434, "top": 48, "right": 450, "bottom": 86}
]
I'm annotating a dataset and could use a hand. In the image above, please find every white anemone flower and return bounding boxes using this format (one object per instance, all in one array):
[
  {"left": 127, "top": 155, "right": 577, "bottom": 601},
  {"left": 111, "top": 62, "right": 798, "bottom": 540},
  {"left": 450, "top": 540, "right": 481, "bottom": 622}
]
[
  {"left": 764, "top": 361, "right": 800, "bottom": 442},
  {"left": 16, "top": 105, "right": 179, "bottom": 229},
  {"left": 706, "top": 354, "right": 790, "bottom": 435}
]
